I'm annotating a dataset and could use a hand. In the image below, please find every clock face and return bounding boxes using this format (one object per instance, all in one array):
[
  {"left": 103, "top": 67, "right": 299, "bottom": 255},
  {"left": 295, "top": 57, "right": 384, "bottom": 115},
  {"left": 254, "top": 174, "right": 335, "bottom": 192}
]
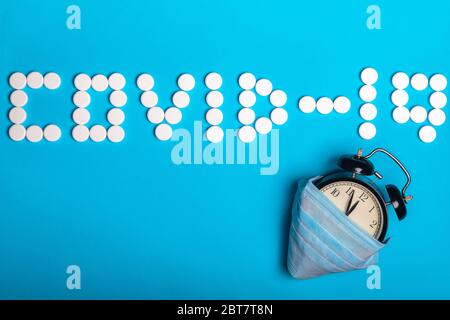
[{"left": 320, "top": 180, "right": 385, "bottom": 239}]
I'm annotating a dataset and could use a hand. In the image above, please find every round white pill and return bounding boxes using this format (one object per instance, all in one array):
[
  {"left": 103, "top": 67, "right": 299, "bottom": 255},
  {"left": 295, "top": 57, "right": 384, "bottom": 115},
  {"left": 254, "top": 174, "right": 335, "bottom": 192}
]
[
  {"left": 165, "top": 107, "right": 182, "bottom": 125},
  {"left": 361, "top": 67, "right": 378, "bottom": 85},
  {"left": 9, "top": 124, "right": 26, "bottom": 141},
  {"left": 238, "top": 73, "right": 256, "bottom": 90},
  {"left": 270, "top": 90, "right": 287, "bottom": 107},
  {"left": 316, "top": 97, "right": 334, "bottom": 114},
  {"left": 177, "top": 74, "right": 195, "bottom": 91},
  {"left": 206, "top": 126, "right": 224, "bottom": 143},
  {"left": 74, "top": 73, "right": 91, "bottom": 91},
  {"left": 333, "top": 96, "right": 351, "bottom": 114},
  {"left": 172, "top": 91, "right": 190, "bottom": 108},
  {"left": 109, "top": 90, "right": 128, "bottom": 107},
  {"left": 359, "top": 85, "right": 377, "bottom": 102},
  {"left": 107, "top": 126, "right": 125, "bottom": 143},
  {"left": 206, "top": 91, "right": 224, "bottom": 108},
  {"left": 44, "top": 125, "right": 61, "bottom": 142},
  {"left": 9, "top": 107, "right": 27, "bottom": 124},
  {"left": 298, "top": 96, "right": 316, "bottom": 113},
  {"left": 255, "top": 79, "right": 273, "bottom": 96},
  {"left": 91, "top": 74, "right": 109, "bottom": 92},
  {"left": 9, "top": 72, "right": 27, "bottom": 90},
  {"left": 107, "top": 108, "right": 125, "bottom": 125},
  {"left": 392, "top": 106, "right": 410, "bottom": 124},
  {"left": 205, "top": 72, "right": 223, "bottom": 90},
  {"left": 359, "top": 103, "right": 378, "bottom": 121},
  {"left": 430, "top": 92, "right": 447, "bottom": 109},
  {"left": 147, "top": 107, "right": 165, "bottom": 124},
  {"left": 108, "top": 73, "right": 126, "bottom": 90},
  {"left": 428, "top": 108, "right": 446, "bottom": 126},
  {"left": 26, "top": 125, "right": 43, "bottom": 143},
  {"left": 255, "top": 117, "right": 272, "bottom": 135},
  {"left": 90, "top": 125, "right": 107, "bottom": 142},
  {"left": 72, "top": 125, "right": 90, "bottom": 142},
  {"left": 44, "top": 72, "right": 61, "bottom": 90},
  {"left": 271, "top": 108, "right": 288, "bottom": 125},
  {"left": 411, "top": 73, "right": 428, "bottom": 91},
  {"left": 238, "top": 125, "right": 256, "bottom": 143},
  {"left": 410, "top": 106, "right": 428, "bottom": 123},
  {"left": 10, "top": 90, "right": 28, "bottom": 107},
  {"left": 238, "top": 108, "right": 255, "bottom": 125},
  {"left": 206, "top": 108, "right": 223, "bottom": 126},
  {"left": 359, "top": 122, "right": 377, "bottom": 140},
  {"left": 419, "top": 126, "right": 436, "bottom": 143},
  {"left": 392, "top": 72, "right": 409, "bottom": 90},
  {"left": 430, "top": 74, "right": 447, "bottom": 92},
  {"left": 137, "top": 74, "right": 155, "bottom": 91},
  {"left": 391, "top": 90, "right": 409, "bottom": 107},
  {"left": 27, "top": 72, "right": 44, "bottom": 89},
  {"left": 155, "top": 123, "right": 173, "bottom": 141},
  {"left": 73, "top": 108, "right": 91, "bottom": 125},
  {"left": 73, "top": 91, "right": 91, "bottom": 108},
  {"left": 239, "top": 90, "right": 256, "bottom": 108},
  {"left": 141, "top": 91, "right": 159, "bottom": 108}
]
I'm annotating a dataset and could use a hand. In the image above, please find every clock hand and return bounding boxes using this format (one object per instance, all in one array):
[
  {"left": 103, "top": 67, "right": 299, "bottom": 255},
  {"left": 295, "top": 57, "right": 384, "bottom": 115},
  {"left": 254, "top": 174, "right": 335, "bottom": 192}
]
[
  {"left": 347, "top": 200, "right": 360, "bottom": 216},
  {"left": 345, "top": 190, "right": 355, "bottom": 215}
]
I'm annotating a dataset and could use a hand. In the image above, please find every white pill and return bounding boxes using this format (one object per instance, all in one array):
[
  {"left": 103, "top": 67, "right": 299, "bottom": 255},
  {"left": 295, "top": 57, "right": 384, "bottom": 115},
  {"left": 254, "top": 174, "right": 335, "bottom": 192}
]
[
  {"left": 9, "top": 72, "right": 27, "bottom": 89},
  {"left": 140, "top": 91, "right": 159, "bottom": 108},
  {"left": 239, "top": 90, "right": 256, "bottom": 108},
  {"left": 360, "top": 67, "right": 378, "bottom": 85},
  {"left": 73, "top": 108, "right": 91, "bottom": 125},
  {"left": 107, "top": 108, "right": 125, "bottom": 125},
  {"left": 238, "top": 73, "right": 256, "bottom": 90},
  {"left": 91, "top": 74, "right": 109, "bottom": 92},
  {"left": 392, "top": 106, "right": 410, "bottom": 124},
  {"left": 107, "top": 126, "right": 125, "bottom": 143},
  {"left": 9, "top": 107, "right": 27, "bottom": 124},
  {"left": 74, "top": 73, "right": 91, "bottom": 91},
  {"left": 205, "top": 72, "right": 223, "bottom": 90},
  {"left": 359, "top": 122, "right": 377, "bottom": 140},
  {"left": 10, "top": 90, "right": 28, "bottom": 107},
  {"left": 334, "top": 96, "right": 351, "bottom": 114},
  {"left": 270, "top": 90, "right": 288, "bottom": 107},
  {"left": 44, "top": 72, "right": 61, "bottom": 90},
  {"left": 316, "top": 97, "right": 334, "bottom": 114},
  {"left": 177, "top": 74, "right": 196, "bottom": 91},
  {"left": 206, "top": 126, "right": 224, "bottom": 143},
  {"left": 255, "top": 117, "right": 273, "bottom": 135},
  {"left": 9, "top": 124, "right": 26, "bottom": 141},
  {"left": 359, "top": 85, "right": 377, "bottom": 102},
  {"left": 109, "top": 90, "right": 128, "bottom": 107},
  {"left": 428, "top": 108, "right": 446, "bottom": 126},
  {"left": 155, "top": 123, "right": 173, "bottom": 141},
  {"left": 27, "top": 72, "right": 44, "bottom": 89},
  {"left": 72, "top": 125, "right": 90, "bottom": 142},
  {"left": 410, "top": 106, "right": 427, "bottom": 123},
  {"left": 137, "top": 74, "right": 155, "bottom": 91},
  {"left": 392, "top": 72, "right": 409, "bottom": 90},
  {"left": 147, "top": 107, "right": 165, "bottom": 124},
  {"left": 255, "top": 79, "right": 273, "bottom": 96},
  {"left": 238, "top": 125, "right": 256, "bottom": 143},
  {"left": 430, "top": 74, "right": 447, "bottom": 92},
  {"left": 430, "top": 92, "right": 447, "bottom": 109},
  {"left": 108, "top": 73, "right": 126, "bottom": 90},
  {"left": 90, "top": 125, "right": 107, "bottom": 142},
  {"left": 419, "top": 126, "right": 436, "bottom": 143},
  {"left": 391, "top": 90, "right": 409, "bottom": 107},
  {"left": 165, "top": 107, "right": 183, "bottom": 125},
  {"left": 411, "top": 73, "right": 428, "bottom": 91},
  {"left": 271, "top": 108, "right": 288, "bottom": 125},
  {"left": 238, "top": 108, "right": 255, "bottom": 125},
  {"left": 73, "top": 91, "right": 91, "bottom": 108},
  {"left": 44, "top": 125, "right": 61, "bottom": 142},
  {"left": 206, "top": 108, "right": 223, "bottom": 125},
  {"left": 172, "top": 91, "right": 190, "bottom": 108},
  {"left": 26, "top": 125, "right": 43, "bottom": 143},
  {"left": 298, "top": 96, "right": 316, "bottom": 113},
  {"left": 206, "top": 91, "right": 224, "bottom": 108},
  {"left": 359, "top": 103, "right": 378, "bottom": 121}
]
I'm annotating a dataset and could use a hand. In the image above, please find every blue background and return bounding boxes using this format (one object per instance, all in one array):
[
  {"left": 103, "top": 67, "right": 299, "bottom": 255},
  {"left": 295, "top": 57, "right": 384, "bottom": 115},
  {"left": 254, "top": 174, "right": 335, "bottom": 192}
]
[{"left": 1, "top": 0, "right": 449, "bottom": 299}]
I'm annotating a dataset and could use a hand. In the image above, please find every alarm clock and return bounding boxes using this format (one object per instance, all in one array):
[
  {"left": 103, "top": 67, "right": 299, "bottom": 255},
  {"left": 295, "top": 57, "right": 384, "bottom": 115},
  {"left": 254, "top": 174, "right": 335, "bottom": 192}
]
[{"left": 314, "top": 148, "right": 413, "bottom": 242}]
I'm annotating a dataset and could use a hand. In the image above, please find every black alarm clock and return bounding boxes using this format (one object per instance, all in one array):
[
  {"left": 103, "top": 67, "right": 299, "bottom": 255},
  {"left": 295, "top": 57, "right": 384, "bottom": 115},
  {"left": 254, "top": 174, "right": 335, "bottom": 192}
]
[{"left": 314, "top": 148, "right": 413, "bottom": 242}]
